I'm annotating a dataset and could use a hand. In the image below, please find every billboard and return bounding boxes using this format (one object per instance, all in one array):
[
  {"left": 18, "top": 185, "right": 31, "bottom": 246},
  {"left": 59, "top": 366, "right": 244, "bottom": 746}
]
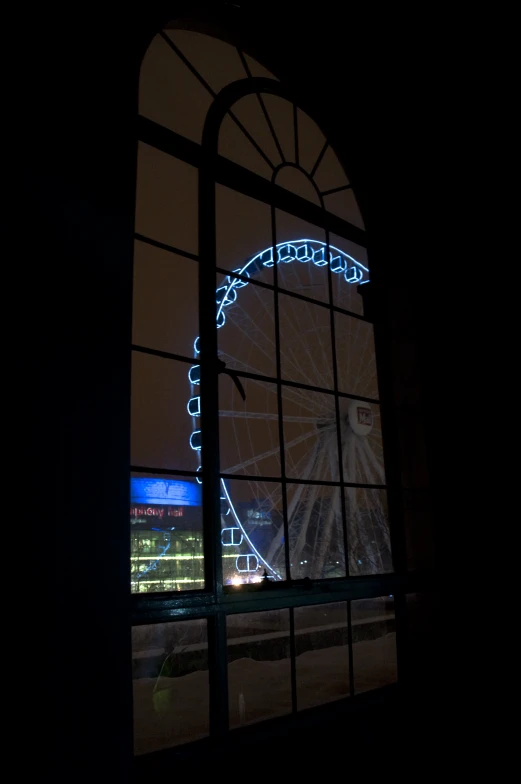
[{"left": 130, "top": 478, "right": 201, "bottom": 507}]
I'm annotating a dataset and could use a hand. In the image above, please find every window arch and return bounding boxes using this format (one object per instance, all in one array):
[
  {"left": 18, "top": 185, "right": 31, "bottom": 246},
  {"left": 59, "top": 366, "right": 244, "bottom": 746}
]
[{"left": 131, "top": 19, "right": 399, "bottom": 755}]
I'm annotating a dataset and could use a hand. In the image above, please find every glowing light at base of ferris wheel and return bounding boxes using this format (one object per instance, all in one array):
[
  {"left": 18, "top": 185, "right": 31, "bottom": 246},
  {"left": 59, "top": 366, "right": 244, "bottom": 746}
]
[{"left": 185, "top": 239, "right": 369, "bottom": 582}]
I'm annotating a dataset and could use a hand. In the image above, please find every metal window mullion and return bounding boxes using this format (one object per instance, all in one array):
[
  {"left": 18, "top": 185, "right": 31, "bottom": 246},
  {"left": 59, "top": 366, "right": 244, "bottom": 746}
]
[
  {"left": 199, "top": 160, "right": 222, "bottom": 596},
  {"left": 325, "top": 228, "right": 351, "bottom": 577},
  {"left": 137, "top": 115, "right": 367, "bottom": 248},
  {"left": 199, "top": 144, "right": 229, "bottom": 738},
  {"left": 271, "top": 204, "right": 291, "bottom": 581}
]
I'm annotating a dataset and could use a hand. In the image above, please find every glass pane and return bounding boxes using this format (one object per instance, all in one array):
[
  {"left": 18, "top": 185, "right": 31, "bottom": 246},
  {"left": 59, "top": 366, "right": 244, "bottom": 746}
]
[
  {"left": 283, "top": 388, "right": 338, "bottom": 482},
  {"left": 403, "top": 490, "right": 435, "bottom": 571},
  {"left": 231, "top": 94, "right": 284, "bottom": 168},
  {"left": 131, "top": 352, "right": 196, "bottom": 472},
  {"left": 339, "top": 400, "right": 385, "bottom": 485},
  {"left": 287, "top": 483, "right": 346, "bottom": 580},
  {"left": 275, "top": 211, "right": 329, "bottom": 303},
  {"left": 133, "top": 239, "right": 198, "bottom": 359},
  {"left": 294, "top": 602, "right": 350, "bottom": 710},
  {"left": 351, "top": 596, "right": 397, "bottom": 694},
  {"left": 313, "top": 145, "right": 349, "bottom": 194},
  {"left": 345, "top": 488, "right": 392, "bottom": 576},
  {"left": 227, "top": 610, "right": 291, "bottom": 728},
  {"left": 261, "top": 94, "right": 295, "bottom": 162},
  {"left": 219, "top": 113, "right": 274, "bottom": 180},
  {"left": 324, "top": 189, "right": 365, "bottom": 230},
  {"left": 243, "top": 53, "right": 279, "bottom": 81},
  {"left": 131, "top": 472, "right": 203, "bottom": 594},
  {"left": 274, "top": 166, "right": 321, "bottom": 205},
  {"left": 279, "top": 294, "right": 334, "bottom": 388},
  {"left": 217, "top": 275, "right": 276, "bottom": 378},
  {"left": 216, "top": 185, "right": 273, "bottom": 285},
  {"left": 135, "top": 142, "right": 198, "bottom": 254},
  {"left": 221, "top": 479, "right": 286, "bottom": 584},
  {"left": 139, "top": 33, "right": 212, "bottom": 143},
  {"left": 297, "top": 108, "right": 327, "bottom": 178},
  {"left": 167, "top": 30, "right": 245, "bottom": 94},
  {"left": 330, "top": 233, "right": 369, "bottom": 316},
  {"left": 334, "top": 311, "right": 378, "bottom": 400},
  {"left": 132, "top": 619, "right": 208, "bottom": 754},
  {"left": 219, "top": 376, "right": 280, "bottom": 478}
]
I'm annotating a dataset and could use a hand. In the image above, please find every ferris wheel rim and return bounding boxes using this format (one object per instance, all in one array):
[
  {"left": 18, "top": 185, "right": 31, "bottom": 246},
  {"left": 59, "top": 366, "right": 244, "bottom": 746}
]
[{"left": 187, "top": 238, "right": 386, "bottom": 583}]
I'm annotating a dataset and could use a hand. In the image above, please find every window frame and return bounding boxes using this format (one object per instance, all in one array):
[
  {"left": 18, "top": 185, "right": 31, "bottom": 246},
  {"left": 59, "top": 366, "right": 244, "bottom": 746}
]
[{"left": 131, "top": 39, "right": 427, "bottom": 745}]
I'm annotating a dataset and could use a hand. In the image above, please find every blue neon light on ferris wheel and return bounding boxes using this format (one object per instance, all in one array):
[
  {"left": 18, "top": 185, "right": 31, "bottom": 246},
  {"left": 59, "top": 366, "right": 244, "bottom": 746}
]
[{"left": 186, "top": 239, "right": 367, "bottom": 582}]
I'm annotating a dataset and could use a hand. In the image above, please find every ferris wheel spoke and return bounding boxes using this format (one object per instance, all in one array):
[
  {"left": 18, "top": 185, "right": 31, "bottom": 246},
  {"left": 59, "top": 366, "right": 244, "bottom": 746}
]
[
  {"left": 282, "top": 292, "right": 331, "bottom": 388},
  {"left": 360, "top": 436, "right": 386, "bottom": 484},
  {"left": 291, "top": 482, "right": 321, "bottom": 568},
  {"left": 356, "top": 436, "right": 374, "bottom": 485},
  {"left": 267, "top": 438, "right": 324, "bottom": 566},
  {"left": 222, "top": 302, "right": 277, "bottom": 371},
  {"left": 280, "top": 384, "right": 333, "bottom": 417},
  {"left": 216, "top": 354, "right": 326, "bottom": 418},
  {"left": 314, "top": 486, "right": 341, "bottom": 576},
  {"left": 222, "top": 427, "right": 319, "bottom": 475},
  {"left": 281, "top": 293, "right": 324, "bottom": 384}
]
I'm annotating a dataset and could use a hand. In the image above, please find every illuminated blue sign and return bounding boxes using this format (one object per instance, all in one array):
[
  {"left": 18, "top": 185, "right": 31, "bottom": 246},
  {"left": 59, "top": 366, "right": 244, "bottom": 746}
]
[{"left": 130, "top": 478, "right": 201, "bottom": 506}]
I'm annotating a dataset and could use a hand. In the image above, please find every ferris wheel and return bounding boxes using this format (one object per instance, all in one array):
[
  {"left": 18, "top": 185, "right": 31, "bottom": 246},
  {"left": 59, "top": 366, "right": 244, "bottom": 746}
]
[{"left": 187, "top": 240, "right": 391, "bottom": 584}]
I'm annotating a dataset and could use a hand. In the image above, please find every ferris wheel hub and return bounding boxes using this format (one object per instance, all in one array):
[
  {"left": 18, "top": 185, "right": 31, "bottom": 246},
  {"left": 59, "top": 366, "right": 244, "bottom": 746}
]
[{"left": 347, "top": 400, "right": 374, "bottom": 436}]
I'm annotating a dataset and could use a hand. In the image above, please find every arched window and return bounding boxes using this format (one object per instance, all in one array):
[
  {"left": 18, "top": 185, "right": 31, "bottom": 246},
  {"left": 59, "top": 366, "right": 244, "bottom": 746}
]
[{"left": 131, "top": 21, "right": 399, "bottom": 755}]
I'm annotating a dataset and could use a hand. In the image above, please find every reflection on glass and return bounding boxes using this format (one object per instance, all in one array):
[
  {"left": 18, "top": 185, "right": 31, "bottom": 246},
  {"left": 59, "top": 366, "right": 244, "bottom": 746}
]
[
  {"left": 351, "top": 596, "right": 397, "bottom": 693},
  {"left": 221, "top": 480, "right": 286, "bottom": 585},
  {"left": 285, "top": 484, "right": 346, "bottom": 580},
  {"left": 227, "top": 610, "right": 291, "bottom": 728},
  {"left": 294, "top": 602, "right": 349, "bottom": 710},
  {"left": 345, "top": 488, "right": 392, "bottom": 576},
  {"left": 131, "top": 352, "right": 195, "bottom": 472},
  {"left": 132, "top": 619, "right": 209, "bottom": 754},
  {"left": 133, "top": 240, "right": 198, "bottom": 359},
  {"left": 131, "top": 473, "right": 204, "bottom": 594}
]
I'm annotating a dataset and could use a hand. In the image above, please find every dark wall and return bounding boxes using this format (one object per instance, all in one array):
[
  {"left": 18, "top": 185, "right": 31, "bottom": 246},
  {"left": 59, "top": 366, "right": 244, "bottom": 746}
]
[{"left": 13, "top": 2, "right": 452, "bottom": 778}]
